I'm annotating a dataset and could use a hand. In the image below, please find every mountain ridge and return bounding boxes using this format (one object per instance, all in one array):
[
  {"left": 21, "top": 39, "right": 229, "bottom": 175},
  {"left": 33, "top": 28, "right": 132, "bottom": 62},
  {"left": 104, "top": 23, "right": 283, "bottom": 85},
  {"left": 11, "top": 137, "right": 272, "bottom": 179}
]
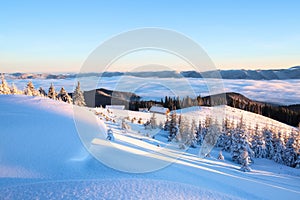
[{"left": 3, "top": 66, "right": 300, "bottom": 80}]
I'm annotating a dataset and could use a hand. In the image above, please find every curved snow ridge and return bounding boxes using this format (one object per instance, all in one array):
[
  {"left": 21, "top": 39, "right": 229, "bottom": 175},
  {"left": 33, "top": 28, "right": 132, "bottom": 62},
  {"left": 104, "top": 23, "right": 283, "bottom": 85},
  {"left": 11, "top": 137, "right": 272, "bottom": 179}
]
[{"left": 0, "top": 178, "right": 242, "bottom": 200}]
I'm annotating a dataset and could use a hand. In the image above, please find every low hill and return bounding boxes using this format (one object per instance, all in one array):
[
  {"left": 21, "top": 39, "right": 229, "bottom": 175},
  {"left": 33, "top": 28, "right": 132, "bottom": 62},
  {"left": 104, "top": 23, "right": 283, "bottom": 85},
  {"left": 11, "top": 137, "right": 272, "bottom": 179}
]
[
  {"left": 200, "top": 92, "right": 300, "bottom": 127},
  {"left": 70, "top": 88, "right": 300, "bottom": 127},
  {"left": 69, "top": 88, "right": 141, "bottom": 109}
]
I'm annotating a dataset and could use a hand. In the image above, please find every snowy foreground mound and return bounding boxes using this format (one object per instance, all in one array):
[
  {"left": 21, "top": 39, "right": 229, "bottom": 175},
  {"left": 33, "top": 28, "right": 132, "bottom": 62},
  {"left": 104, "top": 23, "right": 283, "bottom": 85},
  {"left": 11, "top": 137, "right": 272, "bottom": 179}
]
[{"left": 0, "top": 95, "right": 299, "bottom": 200}]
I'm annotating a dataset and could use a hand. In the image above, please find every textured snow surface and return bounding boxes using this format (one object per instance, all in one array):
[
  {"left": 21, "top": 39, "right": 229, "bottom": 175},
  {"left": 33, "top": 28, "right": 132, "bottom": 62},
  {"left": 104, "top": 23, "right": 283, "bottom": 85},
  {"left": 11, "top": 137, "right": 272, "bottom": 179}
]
[
  {"left": 0, "top": 179, "right": 241, "bottom": 200},
  {"left": 0, "top": 95, "right": 300, "bottom": 200}
]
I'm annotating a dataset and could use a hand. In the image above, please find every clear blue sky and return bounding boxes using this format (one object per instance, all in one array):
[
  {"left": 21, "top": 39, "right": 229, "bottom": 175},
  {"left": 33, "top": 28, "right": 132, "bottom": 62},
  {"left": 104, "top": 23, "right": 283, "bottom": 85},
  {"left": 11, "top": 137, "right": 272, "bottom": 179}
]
[{"left": 0, "top": 0, "right": 299, "bottom": 72}]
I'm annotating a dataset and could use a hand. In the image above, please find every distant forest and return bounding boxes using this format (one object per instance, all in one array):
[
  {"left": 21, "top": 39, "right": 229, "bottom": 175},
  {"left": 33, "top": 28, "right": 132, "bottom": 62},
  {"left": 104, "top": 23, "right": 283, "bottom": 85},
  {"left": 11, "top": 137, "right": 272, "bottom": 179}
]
[{"left": 129, "top": 92, "right": 300, "bottom": 127}]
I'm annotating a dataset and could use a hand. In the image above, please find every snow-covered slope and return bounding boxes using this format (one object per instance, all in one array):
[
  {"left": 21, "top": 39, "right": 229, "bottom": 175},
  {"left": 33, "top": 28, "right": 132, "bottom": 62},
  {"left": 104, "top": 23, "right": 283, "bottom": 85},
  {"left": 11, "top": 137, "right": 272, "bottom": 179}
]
[
  {"left": 0, "top": 95, "right": 299, "bottom": 199},
  {"left": 175, "top": 106, "right": 295, "bottom": 132}
]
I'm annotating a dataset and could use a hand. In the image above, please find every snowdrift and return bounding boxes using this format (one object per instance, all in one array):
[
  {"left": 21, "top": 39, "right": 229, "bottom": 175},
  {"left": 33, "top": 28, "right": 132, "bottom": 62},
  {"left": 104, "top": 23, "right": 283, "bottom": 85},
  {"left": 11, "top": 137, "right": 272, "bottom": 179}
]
[{"left": 0, "top": 95, "right": 299, "bottom": 200}]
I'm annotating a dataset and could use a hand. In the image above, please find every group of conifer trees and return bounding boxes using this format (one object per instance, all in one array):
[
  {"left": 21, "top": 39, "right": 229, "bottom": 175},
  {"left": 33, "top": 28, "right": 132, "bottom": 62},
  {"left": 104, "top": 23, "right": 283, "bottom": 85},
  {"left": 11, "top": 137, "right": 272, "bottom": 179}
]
[
  {"left": 0, "top": 75, "right": 86, "bottom": 106},
  {"left": 164, "top": 113, "right": 300, "bottom": 170}
]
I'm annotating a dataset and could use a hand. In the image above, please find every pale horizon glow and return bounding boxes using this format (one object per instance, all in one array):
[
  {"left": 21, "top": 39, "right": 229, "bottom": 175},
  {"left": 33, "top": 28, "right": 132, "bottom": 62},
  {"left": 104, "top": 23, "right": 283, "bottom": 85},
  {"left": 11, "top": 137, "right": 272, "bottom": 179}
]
[{"left": 0, "top": 0, "right": 299, "bottom": 73}]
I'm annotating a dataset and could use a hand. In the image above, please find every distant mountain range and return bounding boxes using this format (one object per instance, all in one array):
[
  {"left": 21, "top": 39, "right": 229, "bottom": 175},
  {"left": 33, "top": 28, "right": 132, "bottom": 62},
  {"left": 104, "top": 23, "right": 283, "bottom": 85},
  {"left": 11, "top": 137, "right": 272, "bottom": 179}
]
[{"left": 4, "top": 66, "right": 300, "bottom": 80}]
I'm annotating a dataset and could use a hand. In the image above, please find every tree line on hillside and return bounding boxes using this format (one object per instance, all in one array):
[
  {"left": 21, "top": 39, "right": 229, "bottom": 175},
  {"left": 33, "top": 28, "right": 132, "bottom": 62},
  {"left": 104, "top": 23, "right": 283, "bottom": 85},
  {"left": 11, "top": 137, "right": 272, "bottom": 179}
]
[
  {"left": 164, "top": 113, "right": 300, "bottom": 170},
  {"left": 130, "top": 94, "right": 300, "bottom": 127},
  {"left": 0, "top": 75, "right": 86, "bottom": 106}
]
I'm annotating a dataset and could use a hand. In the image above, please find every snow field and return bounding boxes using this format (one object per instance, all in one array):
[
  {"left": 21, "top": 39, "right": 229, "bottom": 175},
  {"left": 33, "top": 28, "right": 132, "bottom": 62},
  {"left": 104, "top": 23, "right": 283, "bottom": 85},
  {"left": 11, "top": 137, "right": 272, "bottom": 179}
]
[{"left": 0, "top": 95, "right": 300, "bottom": 199}]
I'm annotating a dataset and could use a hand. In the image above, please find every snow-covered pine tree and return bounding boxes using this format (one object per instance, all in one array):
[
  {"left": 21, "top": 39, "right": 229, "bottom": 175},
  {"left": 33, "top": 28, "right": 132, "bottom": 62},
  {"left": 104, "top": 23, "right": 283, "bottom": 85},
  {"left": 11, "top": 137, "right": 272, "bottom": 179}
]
[
  {"left": 273, "top": 131, "right": 285, "bottom": 164},
  {"left": 199, "top": 119, "right": 220, "bottom": 158},
  {"left": 218, "top": 150, "right": 224, "bottom": 160},
  {"left": 204, "top": 115, "right": 212, "bottom": 129},
  {"left": 206, "top": 119, "right": 221, "bottom": 149},
  {"left": 168, "top": 112, "right": 178, "bottom": 141},
  {"left": 177, "top": 116, "right": 189, "bottom": 144},
  {"left": 197, "top": 115, "right": 212, "bottom": 146},
  {"left": 178, "top": 114, "right": 182, "bottom": 126},
  {"left": 10, "top": 83, "right": 21, "bottom": 95},
  {"left": 196, "top": 120, "right": 205, "bottom": 145},
  {"left": 232, "top": 116, "right": 252, "bottom": 164},
  {"left": 10, "top": 83, "right": 17, "bottom": 94},
  {"left": 189, "top": 119, "right": 197, "bottom": 148},
  {"left": 191, "top": 119, "right": 197, "bottom": 137},
  {"left": 251, "top": 124, "right": 267, "bottom": 158},
  {"left": 48, "top": 83, "right": 57, "bottom": 100},
  {"left": 0, "top": 74, "right": 11, "bottom": 94},
  {"left": 58, "top": 87, "right": 72, "bottom": 104},
  {"left": 284, "top": 137, "right": 297, "bottom": 167},
  {"left": 240, "top": 149, "right": 251, "bottom": 172},
  {"left": 150, "top": 113, "right": 157, "bottom": 129},
  {"left": 263, "top": 127, "right": 275, "bottom": 159},
  {"left": 24, "top": 85, "right": 33, "bottom": 96},
  {"left": 73, "top": 81, "right": 86, "bottom": 106},
  {"left": 223, "top": 120, "right": 235, "bottom": 152},
  {"left": 24, "top": 81, "right": 38, "bottom": 96},
  {"left": 164, "top": 113, "right": 171, "bottom": 131},
  {"left": 231, "top": 128, "right": 240, "bottom": 163},
  {"left": 38, "top": 87, "right": 47, "bottom": 97},
  {"left": 217, "top": 117, "right": 230, "bottom": 148}
]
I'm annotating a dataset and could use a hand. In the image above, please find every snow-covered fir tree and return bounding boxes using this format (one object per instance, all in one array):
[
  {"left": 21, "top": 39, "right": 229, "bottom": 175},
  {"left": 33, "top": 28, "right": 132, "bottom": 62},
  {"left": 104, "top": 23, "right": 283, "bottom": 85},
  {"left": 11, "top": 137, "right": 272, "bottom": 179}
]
[
  {"left": 231, "top": 128, "right": 241, "bottom": 163},
  {"left": 196, "top": 120, "right": 205, "bottom": 145},
  {"left": 24, "top": 84, "right": 33, "bottom": 96},
  {"left": 283, "top": 137, "right": 297, "bottom": 167},
  {"left": 223, "top": 120, "right": 235, "bottom": 152},
  {"left": 164, "top": 113, "right": 171, "bottom": 131},
  {"left": 240, "top": 149, "right": 251, "bottom": 172},
  {"left": 273, "top": 131, "right": 285, "bottom": 164},
  {"left": 218, "top": 150, "right": 224, "bottom": 160},
  {"left": 57, "top": 87, "right": 72, "bottom": 104},
  {"left": 197, "top": 115, "right": 212, "bottom": 146},
  {"left": 177, "top": 116, "right": 190, "bottom": 145},
  {"left": 73, "top": 81, "right": 86, "bottom": 106},
  {"left": 199, "top": 119, "right": 221, "bottom": 157},
  {"left": 0, "top": 74, "right": 11, "bottom": 94},
  {"left": 150, "top": 113, "right": 157, "bottom": 129},
  {"left": 189, "top": 119, "right": 197, "bottom": 148},
  {"left": 251, "top": 124, "right": 267, "bottom": 158},
  {"left": 47, "top": 83, "right": 57, "bottom": 100},
  {"left": 217, "top": 117, "right": 230, "bottom": 149},
  {"left": 10, "top": 83, "right": 21, "bottom": 95},
  {"left": 205, "top": 120, "right": 221, "bottom": 149},
  {"left": 204, "top": 115, "right": 212, "bottom": 129},
  {"left": 168, "top": 112, "right": 178, "bottom": 141},
  {"left": 231, "top": 116, "right": 252, "bottom": 164},
  {"left": 263, "top": 127, "right": 275, "bottom": 159},
  {"left": 38, "top": 87, "right": 47, "bottom": 97},
  {"left": 24, "top": 81, "right": 38, "bottom": 96}
]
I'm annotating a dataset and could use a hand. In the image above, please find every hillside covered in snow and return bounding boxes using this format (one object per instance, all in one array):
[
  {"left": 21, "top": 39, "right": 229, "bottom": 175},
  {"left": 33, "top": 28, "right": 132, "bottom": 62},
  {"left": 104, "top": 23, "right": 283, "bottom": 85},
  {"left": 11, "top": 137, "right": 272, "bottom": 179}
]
[{"left": 0, "top": 95, "right": 300, "bottom": 199}]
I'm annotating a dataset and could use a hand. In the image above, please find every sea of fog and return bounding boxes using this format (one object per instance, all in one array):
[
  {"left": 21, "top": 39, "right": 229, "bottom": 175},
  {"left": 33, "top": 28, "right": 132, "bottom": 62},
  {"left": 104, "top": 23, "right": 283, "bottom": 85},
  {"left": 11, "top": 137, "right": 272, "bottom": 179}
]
[{"left": 6, "top": 76, "right": 300, "bottom": 105}]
